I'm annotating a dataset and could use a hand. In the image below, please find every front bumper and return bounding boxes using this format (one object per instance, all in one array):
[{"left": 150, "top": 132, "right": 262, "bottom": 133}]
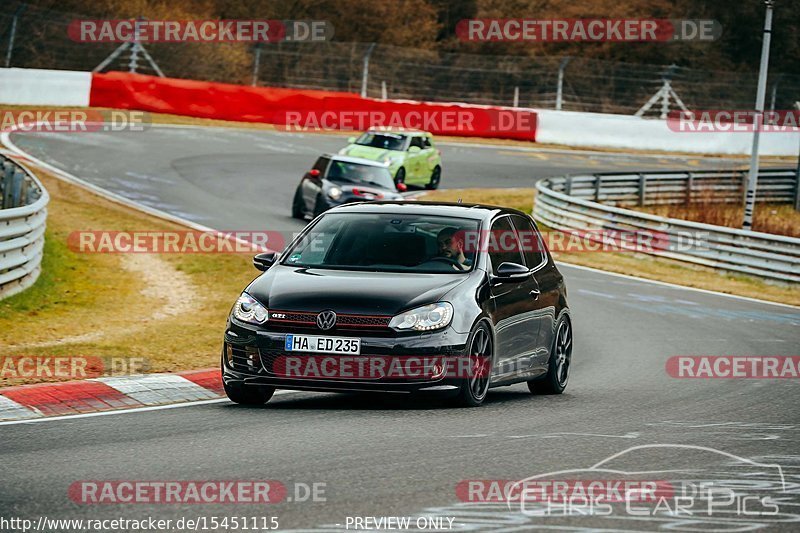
[{"left": 222, "top": 320, "right": 470, "bottom": 394}]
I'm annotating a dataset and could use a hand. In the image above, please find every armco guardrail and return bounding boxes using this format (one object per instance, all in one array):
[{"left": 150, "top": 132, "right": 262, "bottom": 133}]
[
  {"left": 533, "top": 169, "right": 800, "bottom": 283},
  {"left": 0, "top": 154, "right": 49, "bottom": 299}
]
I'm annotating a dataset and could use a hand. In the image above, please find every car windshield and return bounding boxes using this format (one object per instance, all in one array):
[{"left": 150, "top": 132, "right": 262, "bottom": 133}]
[
  {"left": 325, "top": 161, "right": 395, "bottom": 190},
  {"left": 354, "top": 133, "right": 407, "bottom": 151},
  {"left": 282, "top": 213, "right": 480, "bottom": 273}
]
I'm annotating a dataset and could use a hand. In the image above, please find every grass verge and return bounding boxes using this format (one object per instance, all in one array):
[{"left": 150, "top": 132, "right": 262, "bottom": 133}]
[
  {"left": 0, "top": 170, "right": 255, "bottom": 387},
  {"left": 638, "top": 202, "right": 800, "bottom": 238},
  {"left": 422, "top": 188, "right": 800, "bottom": 307}
]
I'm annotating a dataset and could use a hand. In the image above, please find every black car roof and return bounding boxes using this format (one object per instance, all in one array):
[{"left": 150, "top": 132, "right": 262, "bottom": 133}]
[{"left": 328, "top": 200, "right": 529, "bottom": 221}]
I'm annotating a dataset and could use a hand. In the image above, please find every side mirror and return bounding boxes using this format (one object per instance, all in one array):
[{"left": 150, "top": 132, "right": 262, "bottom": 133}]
[
  {"left": 494, "top": 262, "right": 531, "bottom": 280},
  {"left": 408, "top": 146, "right": 421, "bottom": 153},
  {"left": 253, "top": 252, "right": 278, "bottom": 271},
  {"left": 396, "top": 182, "right": 408, "bottom": 192},
  {"left": 309, "top": 169, "right": 321, "bottom": 178},
  {"left": 347, "top": 137, "right": 356, "bottom": 143}
]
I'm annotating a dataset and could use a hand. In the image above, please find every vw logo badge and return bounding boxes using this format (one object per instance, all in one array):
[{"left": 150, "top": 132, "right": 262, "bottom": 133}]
[{"left": 316, "top": 310, "right": 337, "bottom": 330}]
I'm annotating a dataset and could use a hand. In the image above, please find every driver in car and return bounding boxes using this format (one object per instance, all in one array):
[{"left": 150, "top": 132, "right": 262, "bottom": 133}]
[{"left": 436, "top": 227, "right": 472, "bottom": 270}]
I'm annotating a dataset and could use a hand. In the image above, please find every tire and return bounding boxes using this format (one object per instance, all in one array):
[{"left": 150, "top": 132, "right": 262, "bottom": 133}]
[
  {"left": 394, "top": 167, "right": 406, "bottom": 187},
  {"left": 425, "top": 166, "right": 441, "bottom": 190},
  {"left": 452, "top": 322, "right": 493, "bottom": 407},
  {"left": 224, "top": 381, "right": 275, "bottom": 405},
  {"left": 528, "top": 315, "right": 572, "bottom": 395},
  {"left": 291, "top": 187, "right": 306, "bottom": 219},
  {"left": 313, "top": 194, "right": 328, "bottom": 217}
]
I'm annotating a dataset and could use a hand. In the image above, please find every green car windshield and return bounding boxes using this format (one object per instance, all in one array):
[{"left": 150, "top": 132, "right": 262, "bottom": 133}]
[
  {"left": 282, "top": 213, "right": 480, "bottom": 273},
  {"left": 355, "top": 133, "right": 407, "bottom": 151}
]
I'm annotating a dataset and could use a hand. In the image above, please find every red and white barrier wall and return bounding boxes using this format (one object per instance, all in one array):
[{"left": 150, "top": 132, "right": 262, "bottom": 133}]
[
  {"left": 0, "top": 68, "right": 91, "bottom": 106},
  {"left": 1, "top": 68, "right": 797, "bottom": 155},
  {"left": 535, "top": 109, "right": 799, "bottom": 157}
]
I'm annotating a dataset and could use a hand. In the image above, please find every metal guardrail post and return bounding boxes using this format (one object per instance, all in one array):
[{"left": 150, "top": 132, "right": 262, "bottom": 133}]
[
  {"left": 594, "top": 174, "right": 601, "bottom": 202},
  {"left": 795, "top": 162, "right": 800, "bottom": 211},
  {"left": 10, "top": 170, "right": 23, "bottom": 207},
  {"left": 564, "top": 175, "right": 573, "bottom": 195},
  {"left": 638, "top": 173, "right": 647, "bottom": 206},
  {"left": 2, "top": 164, "right": 15, "bottom": 208},
  {"left": 685, "top": 172, "right": 694, "bottom": 205}
]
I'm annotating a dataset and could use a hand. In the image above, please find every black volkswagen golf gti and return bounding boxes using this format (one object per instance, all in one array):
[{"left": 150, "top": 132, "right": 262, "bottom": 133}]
[{"left": 223, "top": 202, "right": 571, "bottom": 407}]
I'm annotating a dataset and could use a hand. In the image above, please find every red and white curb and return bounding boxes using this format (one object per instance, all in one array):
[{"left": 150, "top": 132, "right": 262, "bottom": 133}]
[{"left": 0, "top": 369, "right": 224, "bottom": 421}]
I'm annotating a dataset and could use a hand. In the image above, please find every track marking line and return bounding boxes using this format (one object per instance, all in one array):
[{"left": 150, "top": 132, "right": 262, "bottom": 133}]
[
  {"left": 0, "top": 390, "right": 298, "bottom": 426},
  {"left": 558, "top": 262, "right": 799, "bottom": 310}
]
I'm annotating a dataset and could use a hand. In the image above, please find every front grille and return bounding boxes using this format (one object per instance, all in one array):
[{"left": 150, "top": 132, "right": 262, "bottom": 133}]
[{"left": 268, "top": 310, "right": 391, "bottom": 330}]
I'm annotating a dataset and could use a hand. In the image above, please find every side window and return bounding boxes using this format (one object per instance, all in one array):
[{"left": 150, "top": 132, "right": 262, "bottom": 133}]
[
  {"left": 511, "top": 215, "right": 546, "bottom": 269},
  {"left": 312, "top": 157, "right": 329, "bottom": 173},
  {"left": 422, "top": 136, "right": 433, "bottom": 148},
  {"left": 409, "top": 137, "right": 425, "bottom": 149},
  {"left": 489, "top": 216, "right": 523, "bottom": 272}
]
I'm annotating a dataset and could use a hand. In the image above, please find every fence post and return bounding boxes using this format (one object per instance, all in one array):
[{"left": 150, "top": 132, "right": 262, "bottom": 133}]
[
  {"left": 513, "top": 86, "right": 519, "bottom": 107},
  {"left": 251, "top": 43, "right": 262, "bottom": 86},
  {"left": 4, "top": 5, "right": 25, "bottom": 68},
  {"left": 564, "top": 174, "right": 573, "bottom": 195},
  {"left": 686, "top": 172, "right": 694, "bottom": 205},
  {"left": 360, "top": 43, "right": 376, "bottom": 98},
  {"left": 555, "top": 57, "right": 571, "bottom": 110},
  {"left": 638, "top": 173, "right": 647, "bottom": 206},
  {"left": 381, "top": 81, "right": 387, "bottom": 100}
]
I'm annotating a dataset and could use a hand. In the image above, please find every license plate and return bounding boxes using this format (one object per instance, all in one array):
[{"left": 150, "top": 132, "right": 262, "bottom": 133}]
[{"left": 284, "top": 334, "right": 361, "bottom": 355}]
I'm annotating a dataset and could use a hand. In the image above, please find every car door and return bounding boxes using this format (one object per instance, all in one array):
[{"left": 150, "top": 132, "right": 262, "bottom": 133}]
[
  {"left": 509, "top": 214, "right": 553, "bottom": 376},
  {"left": 302, "top": 156, "right": 329, "bottom": 209},
  {"left": 419, "top": 135, "right": 436, "bottom": 176},
  {"left": 406, "top": 136, "right": 425, "bottom": 180},
  {"left": 487, "top": 215, "right": 542, "bottom": 379}
]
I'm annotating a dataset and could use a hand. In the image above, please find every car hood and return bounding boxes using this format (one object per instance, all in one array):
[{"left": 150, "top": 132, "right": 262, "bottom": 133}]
[
  {"left": 246, "top": 265, "right": 468, "bottom": 315},
  {"left": 339, "top": 144, "right": 400, "bottom": 162}
]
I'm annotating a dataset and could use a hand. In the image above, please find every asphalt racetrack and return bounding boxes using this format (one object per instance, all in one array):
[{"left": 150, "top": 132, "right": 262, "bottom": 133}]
[{"left": 2, "top": 126, "right": 799, "bottom": 531}]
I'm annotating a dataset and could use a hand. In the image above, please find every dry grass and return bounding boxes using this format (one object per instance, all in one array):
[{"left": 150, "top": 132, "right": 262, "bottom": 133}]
[
  {"left": 639, "top": 201, "right": 800, "bottom": 238},
  {"left": 0, "top": 171, "right": 256, "bottom": 387},
  {"left": 424, "top": 188, "right": 800, "bottom": 307}
]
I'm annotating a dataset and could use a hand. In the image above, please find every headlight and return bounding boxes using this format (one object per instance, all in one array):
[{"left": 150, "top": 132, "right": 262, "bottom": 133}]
[
  {"left": 232, "top": 293, "right": 268, "bottom": 325},
  {"left": 328, "top": 186, "right": 342, "bottom": 200},
  {"left": 389, "top": 302, "right": 453, "bottom": 331}
]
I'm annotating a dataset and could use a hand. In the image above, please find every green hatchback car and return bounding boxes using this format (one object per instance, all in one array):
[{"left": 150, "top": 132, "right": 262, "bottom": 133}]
[{"left": 338, "top": 130, "right": 443, "bottom": 189}]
